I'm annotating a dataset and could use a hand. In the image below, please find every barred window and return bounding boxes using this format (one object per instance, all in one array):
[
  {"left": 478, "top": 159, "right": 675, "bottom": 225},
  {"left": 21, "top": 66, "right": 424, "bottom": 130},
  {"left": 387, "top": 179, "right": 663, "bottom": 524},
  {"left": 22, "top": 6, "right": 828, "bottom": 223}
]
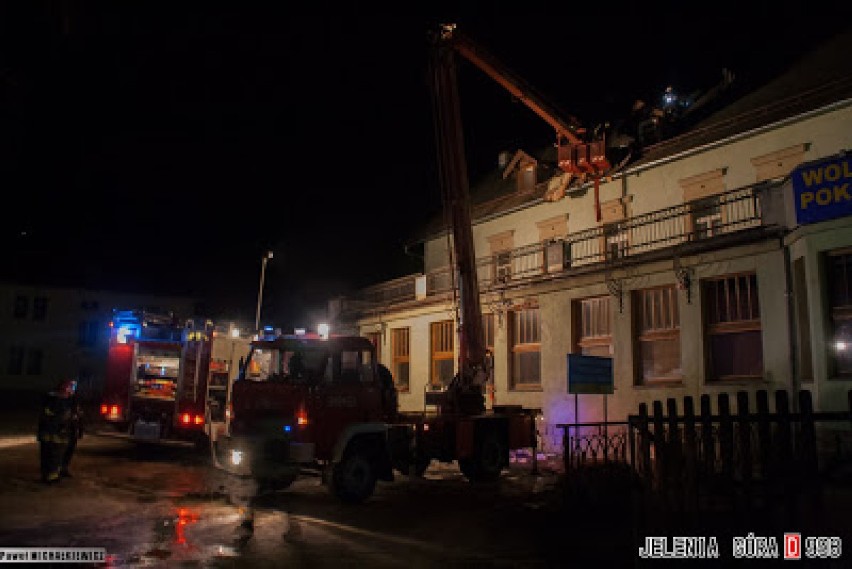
[
  {"left": 430, "top": 320, "right": 455, "bottom": 389},
  {"left": 635, "top": 286, "right": 681, "bottom": 384},
  {"left": 704, "top": 273, "right": 763, "bottom": 380},
  {"left": 510, "top": 307, "right": 540, "bottom": 388},
  {"left": 576, "top": 296, "right": 612, "bottom": 357},
  {"left": 391, "top": 328, "right": 410, "bottom": 392}
]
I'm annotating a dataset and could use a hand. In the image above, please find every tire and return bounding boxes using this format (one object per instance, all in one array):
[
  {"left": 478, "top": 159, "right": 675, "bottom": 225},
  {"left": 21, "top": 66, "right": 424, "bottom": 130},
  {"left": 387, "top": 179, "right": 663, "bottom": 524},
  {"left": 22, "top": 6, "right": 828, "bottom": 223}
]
[
  {"left": 459, "top": 431, "right": 505, "bottom": 483},
  {"left": 332, "top": 449, "right": 376, "bottom": 504}
]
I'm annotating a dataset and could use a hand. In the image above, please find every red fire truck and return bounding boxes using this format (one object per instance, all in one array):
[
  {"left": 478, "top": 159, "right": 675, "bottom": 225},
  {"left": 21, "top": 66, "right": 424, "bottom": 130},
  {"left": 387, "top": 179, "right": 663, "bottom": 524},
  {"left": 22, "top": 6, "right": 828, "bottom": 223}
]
[
  {"left": 212, "top": 331, "right": 536, "bottom": 502},
  {"left": 99, "top": 308, "right": 250, "bottom": 447}
]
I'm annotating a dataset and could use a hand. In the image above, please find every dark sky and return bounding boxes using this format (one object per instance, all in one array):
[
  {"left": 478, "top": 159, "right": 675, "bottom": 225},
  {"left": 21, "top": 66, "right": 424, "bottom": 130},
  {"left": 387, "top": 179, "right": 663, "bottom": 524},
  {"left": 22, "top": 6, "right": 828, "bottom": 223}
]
[{"left": 2, "top": 2, "right": 850, "bottom": 330}]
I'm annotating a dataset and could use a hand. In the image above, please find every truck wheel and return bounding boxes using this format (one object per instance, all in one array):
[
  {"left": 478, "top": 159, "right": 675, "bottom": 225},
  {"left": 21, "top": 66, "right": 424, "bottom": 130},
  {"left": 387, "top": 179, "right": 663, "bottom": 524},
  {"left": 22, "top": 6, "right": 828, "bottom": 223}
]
[
  {"left": 332, "top": 449, "right": 376, "bottom": 504},
  {"left": 459, "top": 432, "right": 504, "bottom": 483}
]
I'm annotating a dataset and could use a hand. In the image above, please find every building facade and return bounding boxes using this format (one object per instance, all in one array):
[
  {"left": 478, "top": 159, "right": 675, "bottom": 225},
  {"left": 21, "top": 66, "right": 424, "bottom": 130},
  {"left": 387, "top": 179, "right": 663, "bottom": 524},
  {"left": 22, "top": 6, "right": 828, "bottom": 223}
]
[
  {"left": 0, "top": 281, "right": 199, "bottom": 398},
  {"left": 334, "top": 31, "right": 852, "bottom": 451}
]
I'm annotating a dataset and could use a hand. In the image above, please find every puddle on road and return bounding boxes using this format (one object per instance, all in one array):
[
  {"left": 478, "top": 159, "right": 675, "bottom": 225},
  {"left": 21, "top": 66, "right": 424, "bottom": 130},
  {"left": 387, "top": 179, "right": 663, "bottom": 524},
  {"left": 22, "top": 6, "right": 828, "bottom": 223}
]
[{"left": 102, "top": 504, "right": 249, "bottom": 568}]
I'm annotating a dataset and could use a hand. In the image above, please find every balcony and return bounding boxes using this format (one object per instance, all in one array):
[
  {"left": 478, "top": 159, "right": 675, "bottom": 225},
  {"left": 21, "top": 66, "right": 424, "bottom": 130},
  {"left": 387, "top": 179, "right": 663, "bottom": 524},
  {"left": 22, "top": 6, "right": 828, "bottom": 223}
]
[{"left": 340, "top": 181, "right": 778, "bottom": 317}]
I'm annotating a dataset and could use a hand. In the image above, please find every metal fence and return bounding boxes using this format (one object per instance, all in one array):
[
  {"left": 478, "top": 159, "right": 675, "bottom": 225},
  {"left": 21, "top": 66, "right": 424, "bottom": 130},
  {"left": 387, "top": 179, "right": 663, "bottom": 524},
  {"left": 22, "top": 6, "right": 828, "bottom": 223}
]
[
  {"left": 556, "top": 389, "right": 852, "bottom": 514},
  {"left": 345, "top": 182, "right": 766, "bottom": 310}
]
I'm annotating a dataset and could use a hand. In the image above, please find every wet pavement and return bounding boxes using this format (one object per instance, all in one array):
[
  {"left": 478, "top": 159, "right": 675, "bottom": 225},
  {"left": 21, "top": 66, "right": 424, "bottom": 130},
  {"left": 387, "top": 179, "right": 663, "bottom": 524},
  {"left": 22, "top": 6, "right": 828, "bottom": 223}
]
[{"left": 0, "top": 432, "right": 579, "bottom": 568}]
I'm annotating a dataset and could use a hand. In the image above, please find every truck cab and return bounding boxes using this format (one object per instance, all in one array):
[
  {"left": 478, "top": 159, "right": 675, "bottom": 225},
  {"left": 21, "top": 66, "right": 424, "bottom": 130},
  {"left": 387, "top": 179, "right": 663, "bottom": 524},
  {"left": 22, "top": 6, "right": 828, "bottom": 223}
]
[{"left": 213, "top": 333, "right": 400, "bottom": 500}]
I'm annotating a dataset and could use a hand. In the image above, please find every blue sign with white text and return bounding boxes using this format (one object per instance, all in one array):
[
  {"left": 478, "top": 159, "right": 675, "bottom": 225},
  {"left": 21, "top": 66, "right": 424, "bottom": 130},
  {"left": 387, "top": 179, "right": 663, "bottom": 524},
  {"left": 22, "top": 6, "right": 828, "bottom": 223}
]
[
  {"left": 791, "top": 154, "right": 852, "bottom": 225},
  {"left": 567, "top": 353, "right": 613, "bottom": 394}
]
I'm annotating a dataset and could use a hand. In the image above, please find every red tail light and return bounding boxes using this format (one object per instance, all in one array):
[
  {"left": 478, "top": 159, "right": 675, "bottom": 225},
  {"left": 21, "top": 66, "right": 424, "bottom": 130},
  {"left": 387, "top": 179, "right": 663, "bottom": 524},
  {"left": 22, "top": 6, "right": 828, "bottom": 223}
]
[
  {"left": 108, "top": 405, "right": 121, "bottom": 419},
  {"left": 193, "top": 414, "right": 204, "bottom": 425},
  {"left": 100, "top": 404, "right": 108, "bottom": 415},
  {"left": 297, "top": 413, "right": 309, "bottom": 426},
  {"left": 181, "top": 413, "right": 191, "bottom": 425}
]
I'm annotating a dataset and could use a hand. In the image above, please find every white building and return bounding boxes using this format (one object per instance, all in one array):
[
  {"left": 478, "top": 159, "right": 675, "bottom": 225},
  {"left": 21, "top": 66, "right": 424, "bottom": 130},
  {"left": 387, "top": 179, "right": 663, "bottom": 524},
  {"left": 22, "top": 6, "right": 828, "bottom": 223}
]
[{"left": 333, "top": 29, "right": 852, "bottom": 451}]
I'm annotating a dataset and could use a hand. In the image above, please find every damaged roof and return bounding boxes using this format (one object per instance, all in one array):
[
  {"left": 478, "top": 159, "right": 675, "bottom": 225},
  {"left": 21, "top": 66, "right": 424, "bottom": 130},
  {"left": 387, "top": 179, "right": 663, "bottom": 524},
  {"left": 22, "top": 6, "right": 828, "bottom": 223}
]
[{"left": 410, "top": 26, "right": 852, "bottom": 245}]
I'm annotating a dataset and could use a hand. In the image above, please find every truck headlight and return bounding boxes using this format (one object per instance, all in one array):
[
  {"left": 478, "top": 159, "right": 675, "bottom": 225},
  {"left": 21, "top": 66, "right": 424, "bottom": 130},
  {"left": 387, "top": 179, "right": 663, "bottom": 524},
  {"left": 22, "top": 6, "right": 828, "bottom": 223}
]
[{"left": 231, "top": 449, "right": 244, "bottom": 466}]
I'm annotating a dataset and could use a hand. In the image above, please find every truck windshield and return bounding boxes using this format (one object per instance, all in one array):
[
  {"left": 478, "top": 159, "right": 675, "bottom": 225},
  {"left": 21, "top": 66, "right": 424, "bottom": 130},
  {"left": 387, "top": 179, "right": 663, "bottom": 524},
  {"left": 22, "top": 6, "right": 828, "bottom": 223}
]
[{"left": 244, "top": 347, "right": 327, "bottom": 384}]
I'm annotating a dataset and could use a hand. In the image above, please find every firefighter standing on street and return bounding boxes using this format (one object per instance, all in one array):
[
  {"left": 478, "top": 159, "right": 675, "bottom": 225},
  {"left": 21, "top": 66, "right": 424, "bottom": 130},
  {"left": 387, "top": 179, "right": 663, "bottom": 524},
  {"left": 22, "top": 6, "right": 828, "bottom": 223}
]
[{"left": 37, "top": 379, "right": 83, "bottom": 483}]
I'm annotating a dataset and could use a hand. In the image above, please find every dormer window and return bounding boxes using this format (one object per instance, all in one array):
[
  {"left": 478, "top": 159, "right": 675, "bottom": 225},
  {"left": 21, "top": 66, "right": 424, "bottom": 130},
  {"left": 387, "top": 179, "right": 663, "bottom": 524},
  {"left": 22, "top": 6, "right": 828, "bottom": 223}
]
[
  {"left": 501, "top": 150, "right": 538, "bottom": 194},
  {"left": 519, "top": 163, "right": 536, "bottom": 193}
]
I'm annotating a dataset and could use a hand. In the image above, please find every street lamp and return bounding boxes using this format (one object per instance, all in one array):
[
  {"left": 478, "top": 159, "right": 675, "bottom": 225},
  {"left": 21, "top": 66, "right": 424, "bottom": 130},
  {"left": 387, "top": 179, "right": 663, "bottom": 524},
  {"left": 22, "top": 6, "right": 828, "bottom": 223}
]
[{"left": 255, "top": 250, "right": 274, "bottom": 332}]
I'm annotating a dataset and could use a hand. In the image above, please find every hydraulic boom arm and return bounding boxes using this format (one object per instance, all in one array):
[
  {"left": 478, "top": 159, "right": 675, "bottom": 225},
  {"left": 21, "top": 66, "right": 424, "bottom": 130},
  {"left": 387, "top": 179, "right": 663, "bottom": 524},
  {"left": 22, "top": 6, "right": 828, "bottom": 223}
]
[{"left": 427, "top": 25, "right": 489, "bottom": 415}]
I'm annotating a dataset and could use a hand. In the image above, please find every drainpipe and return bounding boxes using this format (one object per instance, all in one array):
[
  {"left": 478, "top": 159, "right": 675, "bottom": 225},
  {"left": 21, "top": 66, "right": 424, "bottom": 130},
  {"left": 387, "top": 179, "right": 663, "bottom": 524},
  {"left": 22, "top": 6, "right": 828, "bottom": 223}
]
[{"left": 782, "top": 235, "right": 799, "bottom": 411}]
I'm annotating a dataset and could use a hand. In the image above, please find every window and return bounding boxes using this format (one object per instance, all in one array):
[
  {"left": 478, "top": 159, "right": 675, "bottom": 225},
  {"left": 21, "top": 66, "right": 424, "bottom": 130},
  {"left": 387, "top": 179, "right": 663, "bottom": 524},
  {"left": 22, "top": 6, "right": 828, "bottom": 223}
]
[
  {"left": 430, "top": 320, "right": 455, "bottom": 389},
  {"left": 510, "top": 307, "right": 540, "bottom": 388},
  {"left": 391, "top": 327, "right": 410, "bottom": 392},
  {"left": 78, "top": 320, "right": 100, "bottom": 347},
  {"left": 704, "top": 273, "right": 763, "bottom": 380},
  {"left": 32, "top": 297, "right": 48, "bottom": 321},
  {"left": 26, "top": 348, "right": 43, "bottom": 376},
  {"left": 576, "top": 296, "right": 612, "bottom": 357},
  {"left": 13, "top": 295, "right": 27, "bottom": 319},
  {"left": 691, "top": 196, "right": 722, "bottom": 239},
  {"left": 7, "top": 345, "right": 24, "bottom": 375},
  {"left": 635, "top": 286, "right": 681, "bottom": 384},
  {"left": 482, "top": 313, "right": 495, "bottom": 351},
  {"left": 600, "top": 198, "right": 629, "bottom": 262},
  {"left": 544, "top": 240, "right": 572, "bottom": 272},
  {"left": 537, "top": 215, "right": 569, "bottom": 272},
  {"left": 488, "top": 231, "right": 514, "bottom": 284},
  {"left": 339, "top": 349, "right": 373, "bottom": 383},
  {"left": 494, "top": 251, "right": 512, "bottom": 282},
  {"left": 680, "top": 168, "right": 727, "bottom": 240},
  {"left": 604, "top": 223, "right": 629, "bottom": 260},
  {"left": 365, "top": 331, "right": 382, "bottom": 364},
  {"left": 827, "top": 250, "right": 852, "bottom": 376},
  {"left": 793, "top": 257, "right": 813, "bottom": 381}
]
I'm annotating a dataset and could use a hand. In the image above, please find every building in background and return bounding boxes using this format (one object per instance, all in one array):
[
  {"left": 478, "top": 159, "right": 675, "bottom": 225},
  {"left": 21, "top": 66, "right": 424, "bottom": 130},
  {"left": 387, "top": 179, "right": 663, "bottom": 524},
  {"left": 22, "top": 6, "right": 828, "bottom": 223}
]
[
  {"left": 0, "top": 281, "right": 199, "bottom": 399},
  {"left": 332, "top": 29, "right": 852, "bottom": 452}
]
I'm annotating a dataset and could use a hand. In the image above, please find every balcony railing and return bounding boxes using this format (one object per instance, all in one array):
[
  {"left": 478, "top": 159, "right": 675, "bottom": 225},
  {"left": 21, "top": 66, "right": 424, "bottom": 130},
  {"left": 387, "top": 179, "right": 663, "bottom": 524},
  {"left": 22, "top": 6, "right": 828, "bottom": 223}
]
[{"left": 344, "top": 182, "right": 769, "bottom": 312}]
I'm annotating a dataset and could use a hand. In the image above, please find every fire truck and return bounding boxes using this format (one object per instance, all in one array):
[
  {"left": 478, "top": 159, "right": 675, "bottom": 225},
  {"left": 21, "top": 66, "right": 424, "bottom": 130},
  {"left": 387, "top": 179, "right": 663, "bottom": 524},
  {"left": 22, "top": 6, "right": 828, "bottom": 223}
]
[
  {"left": 99, "top": 308, "right": 250, "bottom": 447},
  {"left": 211, "top": 24, "right": 604, "bottom": 503},
  {"left": 212, "top": 329, "right": 536, "bottom": 503}
]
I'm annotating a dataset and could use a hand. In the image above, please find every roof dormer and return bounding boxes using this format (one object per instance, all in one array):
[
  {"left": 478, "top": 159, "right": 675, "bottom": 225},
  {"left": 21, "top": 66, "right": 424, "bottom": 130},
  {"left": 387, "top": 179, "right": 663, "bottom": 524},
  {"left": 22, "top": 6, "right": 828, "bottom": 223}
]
[{"left": 501, "top": 149, "right": 538, "bottom": 194}]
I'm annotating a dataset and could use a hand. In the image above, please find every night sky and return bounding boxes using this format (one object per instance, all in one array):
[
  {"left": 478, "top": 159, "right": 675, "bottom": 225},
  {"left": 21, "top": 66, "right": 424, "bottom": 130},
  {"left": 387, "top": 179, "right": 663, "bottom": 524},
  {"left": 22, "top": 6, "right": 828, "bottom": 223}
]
[{"left": 2, "top": 2, "right": 850, "bottom": 330}]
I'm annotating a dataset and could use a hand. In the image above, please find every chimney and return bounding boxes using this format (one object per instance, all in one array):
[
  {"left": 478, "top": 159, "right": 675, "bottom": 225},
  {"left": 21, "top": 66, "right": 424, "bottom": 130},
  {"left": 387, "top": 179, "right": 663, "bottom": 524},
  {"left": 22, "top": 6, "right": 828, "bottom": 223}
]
[{"left": 498, "top": 150, "right": 512, "bottom": 169}]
